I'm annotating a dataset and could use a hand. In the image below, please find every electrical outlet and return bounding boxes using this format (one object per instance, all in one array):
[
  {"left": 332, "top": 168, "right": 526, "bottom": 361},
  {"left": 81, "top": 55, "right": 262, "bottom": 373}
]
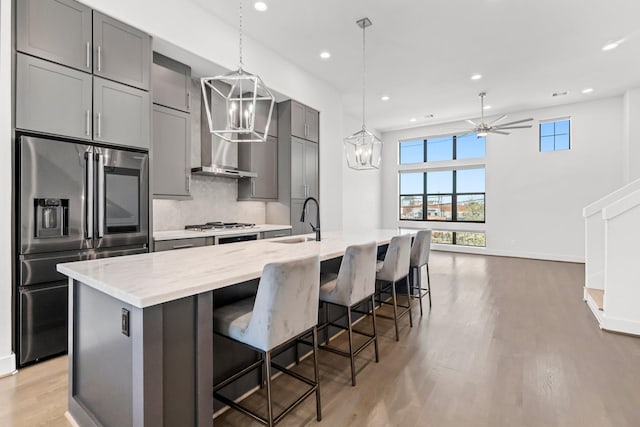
[{"left": 121, "top": 308, "right": 130, "bottom": 337}]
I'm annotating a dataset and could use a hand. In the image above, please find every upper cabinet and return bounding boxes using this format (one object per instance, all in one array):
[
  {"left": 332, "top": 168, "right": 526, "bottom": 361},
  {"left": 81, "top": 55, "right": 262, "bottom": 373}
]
[
  {"left": 93, "top": 12, "right": 151, "bottom": 90},
  {"left": 237, "top": 135, "right": 278, "bottom": 200},
  {"left": 16, "top": 54, "right": 93, "bottom": 140},
  {"left": 152, "top": 104, "right": 191, "bottom": 197},
  {"left": 290, "top": 100, "right": 319, "bottom": 143},
  {"left": 94, "top": 77, "right": 149, "bottom": 149},
  {"left": 16, "top": 0, "right": 93, "bottom": 72},
  {"left": 152, "top": 52, "right": 191, "bottom": 113},
  {"left": 254, "top": 97, "right": 278, "bottom": 138}
]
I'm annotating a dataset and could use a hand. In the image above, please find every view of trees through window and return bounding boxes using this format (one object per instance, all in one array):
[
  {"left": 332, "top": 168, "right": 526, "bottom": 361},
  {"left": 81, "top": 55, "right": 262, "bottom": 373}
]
[{"left": 431, "top": 230, "right": 486, "bottom": 247}]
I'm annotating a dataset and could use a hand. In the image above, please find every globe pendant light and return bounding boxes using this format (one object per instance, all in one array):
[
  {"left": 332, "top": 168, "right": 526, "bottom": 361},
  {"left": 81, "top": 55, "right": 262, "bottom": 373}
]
[
  {"left": 344, "top": 17, "right": 382, "bottom": 170},
  {"left": 201, "top": 0, "right": 275, "bottom": 143}
]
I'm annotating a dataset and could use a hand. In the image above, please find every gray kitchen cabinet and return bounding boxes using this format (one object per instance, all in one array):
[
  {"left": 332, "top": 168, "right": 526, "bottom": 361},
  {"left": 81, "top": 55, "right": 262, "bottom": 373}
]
[
  {"left": 290, "top": 136, "right": 318, "bottom": 199},
  {"left": 154, "top": 237, "right": 211, "bottom": 252},
  {"left": 16, "top": 54, "right": 92, "bottom": 140},
  {"left": 94, "top": 77, "right": 150, "bottom": 149},
  {"left": 16, "top": 0, "right": 93, "bottom": 72},
  {"left": 152, "top": 52, "right": 191, "bottom": 113},
  {"left": 237, "top": 135, "right": 278, "bottom": 200},
  {"left": 290, "top": 100, "right": 319, "bottom": 143},
  {"left": 260, "top": 229, "right": 292, "bottom": 239},
  {"left": 152, "top": 105, "right": 191, "bottom": 197},
  {"left": 254, "top": 97, "right": 278, "bottom": 137},
  {"left": 93, "top": 11, "right": 151, "bottom": 90}
]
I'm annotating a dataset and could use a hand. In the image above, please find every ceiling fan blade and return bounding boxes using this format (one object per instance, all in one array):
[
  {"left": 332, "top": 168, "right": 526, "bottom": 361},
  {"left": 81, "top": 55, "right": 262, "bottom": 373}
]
[
  {"left": 494, "top": 125, "right": 532, "bottom": 130},
  {"left": 466, "top": 119, "right": 478, "bottom": 127},
  {"left": 490, "top": 114, "right": 507, "bottom": 125},
  {"left": 490, "top": 130, "right": 510, "bottom": 135},
  {"left": 496, "top": 118, "right": 534, "bottom": 127}
]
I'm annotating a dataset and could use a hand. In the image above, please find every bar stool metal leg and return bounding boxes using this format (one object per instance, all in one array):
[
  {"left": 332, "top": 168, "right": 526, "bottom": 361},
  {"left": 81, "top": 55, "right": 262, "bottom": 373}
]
[
  {"left": 406, "top": 278, "right": 413, "bottom": 328},
  {"left": 427, "top": 264, "right": 432, "bottom": 308},
  {"left": 347, "top": 307, "right": 356, "bottom": 386},
  {"left": 371, "top": 295, "right": 379, "bottom": 363},
  {"left": 391, "top": 280, "right": 400, "bottom": 341},
  {"left": 312, "top": 326, "right": 322, "bottom": 421},
  {"left": 264, "top": 350, "right": 274, "bottom": 427},
  {"left": 416, "top": 267, "right": 424, "bottom": 316}
]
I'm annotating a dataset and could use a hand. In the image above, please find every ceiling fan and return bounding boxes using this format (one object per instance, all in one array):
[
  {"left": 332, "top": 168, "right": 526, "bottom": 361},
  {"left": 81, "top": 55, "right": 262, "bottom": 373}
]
[{"left": 462, "top": 92, "right": 534, "bottom": 137}]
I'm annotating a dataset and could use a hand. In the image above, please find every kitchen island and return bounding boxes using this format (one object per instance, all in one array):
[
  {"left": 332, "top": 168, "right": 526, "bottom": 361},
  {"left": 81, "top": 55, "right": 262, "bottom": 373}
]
[{"left": 57, "top": 230, "right": 411, "bottom": 427}]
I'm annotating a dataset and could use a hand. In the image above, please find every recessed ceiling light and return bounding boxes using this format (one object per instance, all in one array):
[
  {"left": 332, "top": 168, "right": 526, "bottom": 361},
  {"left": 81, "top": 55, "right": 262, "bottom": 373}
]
[
  {"left": 409, "top": 118, "right": 417, "bottom": 123},
  {"left": 254, "top": 1, "right": 268, "bottom": 11},
  {"left": 483, "top": 105, "right": 492, "bottom": 110},
  {"left": 602, "top": 40, "right": 623, "bottom": 51},
  {"left": 470, "top": 74, "right": 483, "bottom": 81},
  {"left": 320, "top": 51, "right": 331, "bottom": 59},
  {"left": 582, "top": 88, "right": 594, "bottom": 94},
  {"left": 381, "top": 95, "right": 390, "bottom": 101},
  {"left": 552, "top": 91, "right": 569, "bottom": 97},
  {"left": 424, "top": 114, "right": 434, "bottom": 119}
]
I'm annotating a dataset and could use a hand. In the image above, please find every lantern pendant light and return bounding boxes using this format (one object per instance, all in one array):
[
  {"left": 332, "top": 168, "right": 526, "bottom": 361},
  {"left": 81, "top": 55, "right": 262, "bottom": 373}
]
[
  {"left": 344, "top": 17, "right": 383, "bottom": 170},
  {"left": 201, "top": 0, "right": 275, "bottom": 143}
]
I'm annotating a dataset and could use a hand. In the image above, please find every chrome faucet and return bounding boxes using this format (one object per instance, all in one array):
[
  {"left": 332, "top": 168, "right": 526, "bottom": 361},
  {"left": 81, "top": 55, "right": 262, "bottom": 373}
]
[{"left": 300, "top": 197, "right": 321, "bottom": 241}]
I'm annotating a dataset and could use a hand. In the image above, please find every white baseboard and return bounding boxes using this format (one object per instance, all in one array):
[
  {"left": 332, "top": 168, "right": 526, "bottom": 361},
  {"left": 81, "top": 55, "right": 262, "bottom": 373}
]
[
  {"left": 0, "top": 352, "right": 16, "bottom": 378},
  {"left": 601, "top": 315, "right": 640, "bottom": 336},
  {"left": 432, "top": 244, "right": 585, "bottom": 263},
  {"left": 65, "top": 411, "right": 81, "bottom": 427}
]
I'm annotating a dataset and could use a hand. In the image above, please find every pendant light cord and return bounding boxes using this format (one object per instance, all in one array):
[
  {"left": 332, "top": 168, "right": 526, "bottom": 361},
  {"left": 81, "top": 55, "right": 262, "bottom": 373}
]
[
  {"left": 239, "top": 0, "right": 244, "bottom": 70},
  {"left": 362, "top": 22, "right": 366, "bottom": 131}
]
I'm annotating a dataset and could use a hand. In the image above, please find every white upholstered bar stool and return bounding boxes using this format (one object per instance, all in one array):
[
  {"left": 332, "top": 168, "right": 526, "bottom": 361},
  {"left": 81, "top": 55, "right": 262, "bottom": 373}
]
[
  {"left": 375, "top": 234, "right": 412, "bottom": 341},
  {"left": 317, "top": 241, "right": 379, "bottom": 386},
  {"left": 213, "top": 255, "right": 322, "bottom": 427},
  {"left": 409, "top": 229, "right": 433, "bottom": 316}
]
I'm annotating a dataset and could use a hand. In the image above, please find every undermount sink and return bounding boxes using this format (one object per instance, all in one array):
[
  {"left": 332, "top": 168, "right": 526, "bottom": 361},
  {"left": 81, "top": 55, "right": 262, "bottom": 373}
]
[{"left": 271, "top": 236, "right": 316, "bottom": 244}]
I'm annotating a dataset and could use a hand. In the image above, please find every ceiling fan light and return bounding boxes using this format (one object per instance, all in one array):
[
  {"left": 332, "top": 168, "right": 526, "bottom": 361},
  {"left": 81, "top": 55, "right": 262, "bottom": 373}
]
[{"left": 477, "top": 131, "right": 488, "bottom": 137}]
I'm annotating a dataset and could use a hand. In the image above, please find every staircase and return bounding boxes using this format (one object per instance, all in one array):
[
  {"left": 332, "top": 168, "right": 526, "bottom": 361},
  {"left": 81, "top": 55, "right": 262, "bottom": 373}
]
[{"left": 583, "top": 178, "right": 640, "bottom": 335}]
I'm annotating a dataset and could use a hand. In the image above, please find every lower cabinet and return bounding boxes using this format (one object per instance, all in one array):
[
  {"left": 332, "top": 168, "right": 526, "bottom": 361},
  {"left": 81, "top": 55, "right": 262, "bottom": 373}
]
[
  {"left": 152, "top": 104, "right": 191, "bottom": 197},
  {"left": 154, "top": 237, "right": 211, "bottom": 252},
  {"left": 260, "top": 229, "right": 292, "bottom": 239}
]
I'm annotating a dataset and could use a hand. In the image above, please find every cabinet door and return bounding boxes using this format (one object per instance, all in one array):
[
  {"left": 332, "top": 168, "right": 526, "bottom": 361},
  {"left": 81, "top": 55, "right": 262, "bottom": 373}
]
[
  {"left": 305, "top": 107, "right": 319, "bottom": 143},
  {"left": 254, "top": 98, "right": 278, "bottom": 137},
  {"left": 252, "top": 136, "right": 278, "bottom": 199},
  {"left": 152, "top": 105, "right": 190, "bottom": 197},
  {"left": 152, "top": 52, "right": 191, "bottom": 113},
  {"left": 94, "top": 77, "right": 150, "bottom": 149},
  {"left": 290, "top": 101, "right": 306, "bottom": 140},
  {"left": 291, "top": 137, "right": 306, "bottom": 199},
  {"left": 93, "top": 12, "right": 151, "bottom": 90},
  {"left": 16, "top": 54, "right": 92, "bottom": 139},
  {"left": 304, "top": 141, "right": 319, "bottom": 199},
  {"left": 17, "top": 0, "right": 92, "bottom": 72}
]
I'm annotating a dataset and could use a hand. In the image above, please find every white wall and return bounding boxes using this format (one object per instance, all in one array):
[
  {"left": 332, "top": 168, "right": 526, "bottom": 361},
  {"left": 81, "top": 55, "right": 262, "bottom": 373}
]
[
  {"left": 342, "top": 114, "right": 382, "bottom": 231},
  {"left": 382, "top": 96, "right": 626, "bottom": 262},
  {"left": 623, "top": 88, "right": 640, "bottom": 183},
  {"left": 0, "top": 0, "right": 16, "bottom": 376}
]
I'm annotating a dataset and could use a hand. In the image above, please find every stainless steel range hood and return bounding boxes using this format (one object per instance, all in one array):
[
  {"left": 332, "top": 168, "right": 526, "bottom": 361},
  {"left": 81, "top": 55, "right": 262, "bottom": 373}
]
[{"left": 191, "top": 82, "right": 257, "bottom": 179}]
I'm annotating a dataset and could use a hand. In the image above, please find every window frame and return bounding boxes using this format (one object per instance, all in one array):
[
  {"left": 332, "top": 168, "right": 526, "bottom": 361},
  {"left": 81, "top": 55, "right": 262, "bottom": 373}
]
[
  {"left": 399, "top": 168, "right": 486, "bottom": 224},
  {"left": 539, "top": 117, "right": 571, "bottom": 152},
  {"left": 399, "top": 133, "right": 486, "bottom": 164}
]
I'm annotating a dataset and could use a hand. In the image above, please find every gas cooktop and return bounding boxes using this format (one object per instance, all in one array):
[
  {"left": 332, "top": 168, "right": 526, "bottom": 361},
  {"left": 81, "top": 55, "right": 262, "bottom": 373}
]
[{"left": 184, "top": 222, "right": 256, "bottom": 231}]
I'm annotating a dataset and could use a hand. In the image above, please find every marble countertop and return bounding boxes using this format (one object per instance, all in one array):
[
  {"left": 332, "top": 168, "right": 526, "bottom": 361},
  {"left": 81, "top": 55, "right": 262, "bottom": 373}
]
[
  {"left": 57, "top": 229, "right": 411, "bottom": 309},
  {"left": 153, "top": 224, "right": 292, "bottom": 241}
]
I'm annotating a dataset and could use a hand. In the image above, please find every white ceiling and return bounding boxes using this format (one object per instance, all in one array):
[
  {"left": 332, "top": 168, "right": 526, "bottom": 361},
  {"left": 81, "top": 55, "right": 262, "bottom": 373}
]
[{"left": 195, "top": 0, "right": 640, "bottom": 132}]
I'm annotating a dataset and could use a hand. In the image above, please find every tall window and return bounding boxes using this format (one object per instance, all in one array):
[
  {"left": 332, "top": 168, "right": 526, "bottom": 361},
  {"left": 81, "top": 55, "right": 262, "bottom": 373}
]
[
  {"left": 399, "top": 168, "right": 485, "bottom": 222},
  {"left": 540, "top": 119, "right": 570, "bottom": 152},
  {"left": 400, "top": 133, "right": 486, "bottom": 164}
]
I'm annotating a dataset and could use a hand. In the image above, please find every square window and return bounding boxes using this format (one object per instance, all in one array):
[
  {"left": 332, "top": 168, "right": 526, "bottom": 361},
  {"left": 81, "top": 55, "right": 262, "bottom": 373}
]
[
  {"left": 400, "top": 196, "right": 423, "bottom": 220},
  {"left": 400, "top": 173, "right": 424, "bottom": 194},
  {"left": 457, "top": 134, "right": 486, "bottom": 159},
  {"left": 427, "top": 170, "right": 453, "bottom": 194},
  {"left": 426, "top": 136, "right": 453, "bottom": 162},
  {"left": 432, "top": 230, "right": 454, "bottom": 244},
  {"left": 426, "top": 195, "right": 453, "bottom": 221},
  {"left": 457, "top": 194, "right": 485, "bottom": 222},
  {"left": 455, "top": 232, "right": 486, "bottom": 247},
  {"left": 456, "top": 168, "right": 485, "bottom": 193},
  {"left": 540, "top": 119, "right": 570, "bottom": 152},
  {"left": 399, "top": 140, "right": 424, "bottom": 164}
]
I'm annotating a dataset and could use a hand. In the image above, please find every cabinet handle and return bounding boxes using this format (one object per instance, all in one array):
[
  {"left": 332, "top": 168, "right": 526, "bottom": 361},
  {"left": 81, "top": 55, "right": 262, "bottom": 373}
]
[
  {"left": 304, "top": 123, "right": 308, "bottom": 137},
  {"left": 86, "top": 42, "right": 91, "bottom": 69},
  {"left": 85, "top": 109, "right": 91, "bottom": 136},
  {"left": 251, "top": 180, "right": 256, "bottom": 196},
  {"left": 172, "top": 244, "right": 194, "bottom": 249},
  {"left": 97, "top": 45, "right": 102, "bottom": 72},
  {"left": 186, "top": 176, "right": 191, "bottom": 192},
  {"left": 97, "top": 112, "right": 102, "bottom": 138},
  {"left": 187, "top": 91, "right": 191, "bottom": 110}
]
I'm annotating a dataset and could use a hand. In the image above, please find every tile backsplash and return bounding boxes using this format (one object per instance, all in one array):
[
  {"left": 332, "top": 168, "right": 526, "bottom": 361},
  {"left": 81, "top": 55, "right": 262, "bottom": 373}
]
[{"left": 153, "top": 175, "right": 266, "bottom": 230}]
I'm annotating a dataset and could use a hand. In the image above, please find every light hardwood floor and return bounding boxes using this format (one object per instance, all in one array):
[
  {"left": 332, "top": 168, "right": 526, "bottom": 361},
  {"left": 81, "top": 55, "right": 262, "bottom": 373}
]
[{"left": 2, "top": 252, "right": 640, "bottom": 427}]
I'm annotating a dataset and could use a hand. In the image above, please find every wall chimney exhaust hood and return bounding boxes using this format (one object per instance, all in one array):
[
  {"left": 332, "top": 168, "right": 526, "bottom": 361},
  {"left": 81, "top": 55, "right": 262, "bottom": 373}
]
[{"left": 192, "top": 83, "right": 257, "bottom": 179}]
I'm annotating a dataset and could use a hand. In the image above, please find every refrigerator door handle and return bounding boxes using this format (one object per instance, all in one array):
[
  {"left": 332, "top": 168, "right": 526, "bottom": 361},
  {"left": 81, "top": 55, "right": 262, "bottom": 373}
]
[
  {"left": 86, "top": 151, "right": 94, "bottom": 240},
  {"left": 97, "top": 152, "right": 105, "bottom": 238}
]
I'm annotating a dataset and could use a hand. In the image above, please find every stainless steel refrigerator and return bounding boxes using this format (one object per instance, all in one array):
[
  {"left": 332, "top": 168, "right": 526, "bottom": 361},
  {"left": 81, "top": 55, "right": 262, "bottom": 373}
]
[{"left": 17, "top": 135, "right": 149, "bottom": 366}]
